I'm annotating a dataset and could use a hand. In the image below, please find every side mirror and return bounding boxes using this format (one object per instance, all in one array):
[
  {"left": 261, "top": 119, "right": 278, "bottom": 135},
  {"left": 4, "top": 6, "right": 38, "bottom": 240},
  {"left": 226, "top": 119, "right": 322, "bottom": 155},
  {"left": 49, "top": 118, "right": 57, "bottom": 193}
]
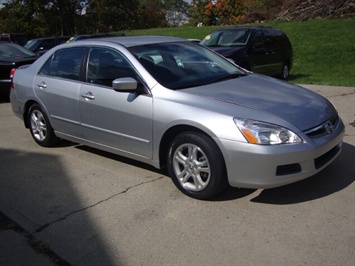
[{"left": 113, "top": 77, "right": 137, "bottom": 92}]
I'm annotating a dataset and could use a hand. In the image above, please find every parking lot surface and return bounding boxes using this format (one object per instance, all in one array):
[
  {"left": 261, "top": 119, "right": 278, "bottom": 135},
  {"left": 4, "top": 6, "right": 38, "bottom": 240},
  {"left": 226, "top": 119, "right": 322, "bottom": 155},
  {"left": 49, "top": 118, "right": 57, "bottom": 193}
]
[{"left": 0, "top": 84, "right": 354, "bottom": 265}]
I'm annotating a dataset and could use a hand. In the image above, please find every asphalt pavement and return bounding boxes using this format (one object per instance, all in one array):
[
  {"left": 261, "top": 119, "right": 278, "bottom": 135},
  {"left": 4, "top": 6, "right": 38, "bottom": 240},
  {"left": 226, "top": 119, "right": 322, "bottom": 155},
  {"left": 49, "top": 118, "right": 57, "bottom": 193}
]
[{"left": 0, "top": 84, "right": 354, "bottom": 266}]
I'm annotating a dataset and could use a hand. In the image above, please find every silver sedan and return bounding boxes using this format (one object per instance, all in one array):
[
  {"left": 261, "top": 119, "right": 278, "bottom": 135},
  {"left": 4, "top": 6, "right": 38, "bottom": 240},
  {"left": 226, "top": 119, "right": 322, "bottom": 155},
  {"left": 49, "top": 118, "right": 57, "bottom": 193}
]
[{"left": 10, "top": 36, "right": 345, "bottom": 199}]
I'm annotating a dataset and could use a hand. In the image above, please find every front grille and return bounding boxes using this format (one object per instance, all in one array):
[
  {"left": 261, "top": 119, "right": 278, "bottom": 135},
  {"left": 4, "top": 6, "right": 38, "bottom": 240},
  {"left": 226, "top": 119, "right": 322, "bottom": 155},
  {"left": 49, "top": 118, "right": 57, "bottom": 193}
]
[
  {"left": 276, "top": 163, "right": 302, "bottom": 176},
  {"left": 314, "top": 144, "right": 341, "bottom": 169},
  {"left": 305, "top": 114, "right": 339, "bottom": 138}
]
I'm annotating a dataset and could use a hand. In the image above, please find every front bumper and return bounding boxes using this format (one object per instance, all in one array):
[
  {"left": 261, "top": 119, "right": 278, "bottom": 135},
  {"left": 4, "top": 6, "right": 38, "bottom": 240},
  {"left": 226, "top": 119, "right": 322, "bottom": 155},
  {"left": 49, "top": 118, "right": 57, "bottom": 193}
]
[{"left": 220, "top": 119, "right": 345, "bottom": 189}]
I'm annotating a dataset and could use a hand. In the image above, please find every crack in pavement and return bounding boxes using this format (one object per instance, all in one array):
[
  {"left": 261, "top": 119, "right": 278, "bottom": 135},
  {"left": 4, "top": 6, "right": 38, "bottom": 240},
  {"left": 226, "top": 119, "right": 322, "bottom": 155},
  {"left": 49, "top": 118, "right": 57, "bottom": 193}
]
[
  {"left": 1, "top": 176, "right": 166, "bottom": 265},
  {"left": 32, "top": 175, "right": 165, "bottom": 235}
]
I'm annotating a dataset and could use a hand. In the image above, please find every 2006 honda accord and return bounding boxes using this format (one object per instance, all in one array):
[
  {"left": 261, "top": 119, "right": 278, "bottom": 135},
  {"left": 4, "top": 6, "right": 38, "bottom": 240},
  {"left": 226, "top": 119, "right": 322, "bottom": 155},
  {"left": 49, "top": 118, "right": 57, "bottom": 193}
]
[{"left": 10, "top": 36, "right": 345, "bottom": 199}]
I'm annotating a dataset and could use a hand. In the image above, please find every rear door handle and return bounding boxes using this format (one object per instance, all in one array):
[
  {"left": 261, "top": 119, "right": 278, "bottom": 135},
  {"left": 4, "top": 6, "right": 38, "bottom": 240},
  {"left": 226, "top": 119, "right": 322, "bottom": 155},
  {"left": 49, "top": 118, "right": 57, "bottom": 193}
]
[
  {"left": 81, "top": 92, "right": 95, "bottom": 100},
  {"left": 37, "top": 82, "right": 47, "bottom": 89}
]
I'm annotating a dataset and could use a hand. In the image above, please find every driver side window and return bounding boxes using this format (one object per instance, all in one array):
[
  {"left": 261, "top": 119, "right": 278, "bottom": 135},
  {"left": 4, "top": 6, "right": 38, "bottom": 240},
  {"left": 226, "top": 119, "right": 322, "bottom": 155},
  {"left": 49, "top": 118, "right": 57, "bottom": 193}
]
[
  {"left": 250, "top": 30, "right": 266, "bottom": 54},
  {"left": 86, "top": 47, "right": 136, "bottom": 87}
]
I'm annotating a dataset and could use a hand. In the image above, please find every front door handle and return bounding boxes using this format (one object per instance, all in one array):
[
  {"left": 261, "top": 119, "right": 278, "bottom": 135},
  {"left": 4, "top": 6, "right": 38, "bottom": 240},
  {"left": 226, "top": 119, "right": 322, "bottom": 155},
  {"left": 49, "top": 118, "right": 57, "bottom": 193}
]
[{"left": 81, "top": 92, "right": 95, "bottom": 100}]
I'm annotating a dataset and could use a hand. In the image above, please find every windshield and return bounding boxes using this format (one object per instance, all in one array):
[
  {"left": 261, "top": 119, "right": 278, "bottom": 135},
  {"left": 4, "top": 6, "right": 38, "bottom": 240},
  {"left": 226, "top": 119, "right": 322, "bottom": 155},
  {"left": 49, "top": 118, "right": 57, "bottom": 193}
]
[
  {"left": 24, "top": 39, "right": 42, "bottom": 51},
  {"left": 200, "top": 29, "right": 251, "bottom": 47},
  {"left": 128, "top": 42, "right": 245, "bottom": 90},
  {"left": 0, "top": 43, "right": 37, "bottom": 60}
]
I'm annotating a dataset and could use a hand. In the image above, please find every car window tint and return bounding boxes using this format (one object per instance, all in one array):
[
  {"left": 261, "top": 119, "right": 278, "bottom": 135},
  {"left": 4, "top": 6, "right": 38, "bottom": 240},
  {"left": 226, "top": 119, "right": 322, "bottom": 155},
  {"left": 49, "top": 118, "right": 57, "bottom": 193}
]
[
  {"left": 86, "top": 47, "right": 136, "bottom": 87},
  {"left": 39, "top": 55, "right": 52, "bottom": 75},
  {"left": 0, "top": 42, "right": 36, "bottom": 59},
  {"left": 42, "top": 39, "right": 56, "bottom": 50},
  {"left": 263, "top": 29, "right": 278, "bottom": 50},
  {"left": 58, "top": 37, "right": 69, "bottom": 44},
  {"left": 251, "top": 30, "right": 264, "bottom": 46},
  {"left": 129, "top": 42, "right": 243, "bottom": 90},
  {"left": 219, "top": 30, "right": 250, "bottom": 46},
  {"left": 15, "top": 36, "right": 29, "bottom": 46},
  {"left": 48, "top": 47, "right": 85, "bottom": 81}
]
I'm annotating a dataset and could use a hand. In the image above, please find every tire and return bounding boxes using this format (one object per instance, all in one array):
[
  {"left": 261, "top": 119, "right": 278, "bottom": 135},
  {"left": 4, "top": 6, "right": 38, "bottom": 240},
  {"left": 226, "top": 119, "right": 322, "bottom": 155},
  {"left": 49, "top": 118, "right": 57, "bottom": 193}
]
[
  {"left": 28, "top": 104, "right": 58, "bottom": 147},
  {"left": 167, "top": 132, "right": 228, "bottom": 200},
  {"left": 280, "top": 62, "right": 290, "bottom": 80}
]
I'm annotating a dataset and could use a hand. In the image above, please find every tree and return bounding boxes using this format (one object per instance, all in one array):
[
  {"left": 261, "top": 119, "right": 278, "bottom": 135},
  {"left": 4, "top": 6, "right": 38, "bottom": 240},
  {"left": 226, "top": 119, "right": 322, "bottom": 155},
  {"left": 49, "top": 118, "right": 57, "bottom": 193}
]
[
  {"left": 188, "top": 0, "right": 269, "bottom": 26},
  {"left": 83, "top": 0, "right": 166, "bottom": 31},
  {"left": 0, "top": 0, "right": 86, "bottom": 36},
  {"left": 163, "top": 0, "right": 189, "bottom": 26},
  {"left": 187, "top": 0, "right": 210, "bottom": 26},
  {"left": 0, "top": 0, "right": 34, "bottom": 35},
  {"left": 137, "top": 0, "right": 167, "bottom": 29}
]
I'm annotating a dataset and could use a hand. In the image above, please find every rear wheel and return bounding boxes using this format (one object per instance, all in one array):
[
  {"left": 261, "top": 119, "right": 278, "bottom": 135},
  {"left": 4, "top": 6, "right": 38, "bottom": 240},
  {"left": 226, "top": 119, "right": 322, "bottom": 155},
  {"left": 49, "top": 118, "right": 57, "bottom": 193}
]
[
  {"left": 28, "top": 104, "right": 58, "bottom": 147},
  {"left": 167, "top": 132, "right": 228, "bottom": 200}
]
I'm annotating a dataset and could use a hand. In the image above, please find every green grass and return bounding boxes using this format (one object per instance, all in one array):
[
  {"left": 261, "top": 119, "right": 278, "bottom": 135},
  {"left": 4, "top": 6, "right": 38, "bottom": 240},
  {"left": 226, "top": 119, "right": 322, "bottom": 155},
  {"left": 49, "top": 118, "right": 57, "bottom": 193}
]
[{"left": 119, "top": 18, "right": 355, "bottom": 87}]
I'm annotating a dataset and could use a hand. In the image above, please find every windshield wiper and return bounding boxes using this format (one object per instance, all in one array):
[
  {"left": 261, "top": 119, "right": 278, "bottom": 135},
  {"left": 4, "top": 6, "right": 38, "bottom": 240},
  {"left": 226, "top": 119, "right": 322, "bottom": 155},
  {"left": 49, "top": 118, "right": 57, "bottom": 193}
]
[{"left": 212, "top": 73, "right": 246, "bottom": 83}]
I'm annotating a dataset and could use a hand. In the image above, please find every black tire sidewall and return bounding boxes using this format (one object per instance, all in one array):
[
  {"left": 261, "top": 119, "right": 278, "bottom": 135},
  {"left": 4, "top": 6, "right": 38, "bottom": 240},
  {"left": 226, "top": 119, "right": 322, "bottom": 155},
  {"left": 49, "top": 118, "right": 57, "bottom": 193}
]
[{"left": 167, "top": 132, "right": 227, "bottom": 200}]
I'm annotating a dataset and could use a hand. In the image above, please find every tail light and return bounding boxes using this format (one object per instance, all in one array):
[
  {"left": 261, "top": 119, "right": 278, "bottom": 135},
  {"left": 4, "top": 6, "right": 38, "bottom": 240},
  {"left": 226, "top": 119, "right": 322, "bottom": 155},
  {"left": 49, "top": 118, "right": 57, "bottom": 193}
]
[{"left": 10, "top": 68, "right": 16, "bottom": 89}]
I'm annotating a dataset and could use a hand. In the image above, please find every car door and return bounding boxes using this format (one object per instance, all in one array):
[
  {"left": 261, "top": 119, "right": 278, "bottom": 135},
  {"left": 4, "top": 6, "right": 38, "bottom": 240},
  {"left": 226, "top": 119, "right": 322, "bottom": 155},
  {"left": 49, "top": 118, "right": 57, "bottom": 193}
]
[
  {"left": 34, "top": 47, "right": 86, "bottom": 137},
  {"left": 79, "top": 47, "right": 153, "bottom": 159},
  {"left": 263, "top": 29, "right": 283, "bottom": 75},
  {"left": 247, "top": 30, "right": 271, "bottom": 74}
]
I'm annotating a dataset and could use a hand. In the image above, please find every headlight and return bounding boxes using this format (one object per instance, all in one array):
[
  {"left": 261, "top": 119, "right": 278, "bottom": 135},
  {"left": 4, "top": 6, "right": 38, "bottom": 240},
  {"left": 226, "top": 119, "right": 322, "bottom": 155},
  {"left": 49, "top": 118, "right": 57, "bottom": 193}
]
[{"left": 234, "top": 118, "right": 302, "bottom": 145}]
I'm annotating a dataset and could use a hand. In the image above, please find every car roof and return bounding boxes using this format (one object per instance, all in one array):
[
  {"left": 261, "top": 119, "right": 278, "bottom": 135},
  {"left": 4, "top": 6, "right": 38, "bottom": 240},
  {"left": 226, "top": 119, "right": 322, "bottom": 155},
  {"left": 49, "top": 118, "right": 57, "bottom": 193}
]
[
  {"left": 205, "top": 26, "right": 285, "bottom": 36},
  {"left": 213, "top": 26, "right": 276, "bottom": 31},
  {"left": 69, "top": 35, "right": 187, "bottom": 48},
  {"left": 69, "top": 33, "right": 116, "bottom": 41}
]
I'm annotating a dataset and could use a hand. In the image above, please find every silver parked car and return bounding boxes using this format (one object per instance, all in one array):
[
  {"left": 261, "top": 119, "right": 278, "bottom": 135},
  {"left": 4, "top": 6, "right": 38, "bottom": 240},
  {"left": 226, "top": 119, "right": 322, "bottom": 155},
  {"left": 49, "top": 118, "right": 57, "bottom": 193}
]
[{"left": 10, "top": 36, "right": 345, "bottom": 199}]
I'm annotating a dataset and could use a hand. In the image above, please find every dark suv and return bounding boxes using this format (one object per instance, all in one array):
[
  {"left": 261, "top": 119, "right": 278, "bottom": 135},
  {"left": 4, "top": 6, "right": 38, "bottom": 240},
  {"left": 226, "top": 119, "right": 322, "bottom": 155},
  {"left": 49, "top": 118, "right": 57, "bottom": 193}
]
[
  {"left": 200, "top": 26, "right": 293, "bottom": 80},
  {"left": 24, "top": 36, "right": 70, "bottom": 55}
]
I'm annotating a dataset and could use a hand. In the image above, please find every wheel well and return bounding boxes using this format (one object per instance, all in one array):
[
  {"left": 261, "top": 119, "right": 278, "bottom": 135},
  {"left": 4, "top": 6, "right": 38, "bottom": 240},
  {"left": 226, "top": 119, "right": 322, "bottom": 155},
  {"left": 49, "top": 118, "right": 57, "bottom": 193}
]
[
  {"left": 158, "top": 125, "right": 215, "bottom": 169},
  {"left": 23, "top": 100, "right": 38, "bottom": 128}
]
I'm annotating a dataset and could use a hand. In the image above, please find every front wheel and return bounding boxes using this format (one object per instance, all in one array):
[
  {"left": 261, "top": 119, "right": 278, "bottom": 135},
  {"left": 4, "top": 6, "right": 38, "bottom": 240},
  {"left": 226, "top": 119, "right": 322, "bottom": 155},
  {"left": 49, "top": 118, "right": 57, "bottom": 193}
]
[
  {"left": 167, "top": 132, "right": 228, "bottom": 200},
  {"left": 28, "top": 104, "right": 58, "bottom": 147}
]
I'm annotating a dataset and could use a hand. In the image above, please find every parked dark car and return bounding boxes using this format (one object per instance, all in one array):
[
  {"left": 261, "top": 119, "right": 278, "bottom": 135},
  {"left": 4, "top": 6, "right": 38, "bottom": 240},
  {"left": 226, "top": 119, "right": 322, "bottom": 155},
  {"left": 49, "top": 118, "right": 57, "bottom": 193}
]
[
  {"left": 0, "top": 33, "right": 29, "bottom": 46},
  {"left": 200, "top": 26, "right": 293, "bottom": 80},
  {"left": 24, "top": 36, "right": 70, "bottom": 55},
  {"left": 0, "top": 42, "right": 39, "bottom": 97}
]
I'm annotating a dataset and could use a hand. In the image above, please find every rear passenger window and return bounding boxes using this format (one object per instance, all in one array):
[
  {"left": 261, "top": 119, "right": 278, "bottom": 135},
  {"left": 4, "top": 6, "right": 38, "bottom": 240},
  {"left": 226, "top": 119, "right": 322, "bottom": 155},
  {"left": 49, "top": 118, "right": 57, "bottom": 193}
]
[
  {"left": 251, "top": 30, "right": 264, "bottom": 49},
  {"left": 86, "top": 47, "right": 136, "bottom": 87},
  {"left": 39, "top": 47, "right": 85, "bottom": 81},
  {"left": 263, "top": 29, "right": 279, "bottom": 50}
]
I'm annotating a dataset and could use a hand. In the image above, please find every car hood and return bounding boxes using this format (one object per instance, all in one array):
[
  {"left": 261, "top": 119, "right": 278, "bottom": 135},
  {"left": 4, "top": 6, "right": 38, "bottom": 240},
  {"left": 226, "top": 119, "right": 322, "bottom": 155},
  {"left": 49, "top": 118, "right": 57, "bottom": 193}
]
[{"left": 182, "top": 74, "right": 335, "bottom": 131}]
